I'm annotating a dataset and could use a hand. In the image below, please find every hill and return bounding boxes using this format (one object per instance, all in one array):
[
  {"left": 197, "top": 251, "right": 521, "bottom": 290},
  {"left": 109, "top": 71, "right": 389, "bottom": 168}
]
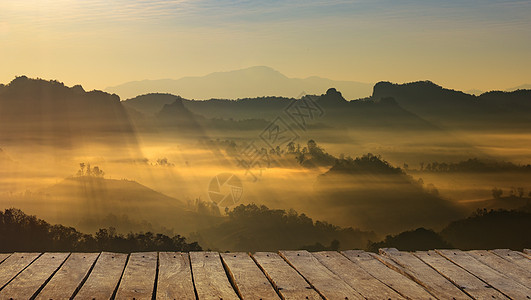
[
  {"left": 0, "top": 76, "right": 138, "bottom": 148},
  {"left": 0, "top": 208, "right": 201, "bottom": 252},
  {"left": 37, "top": 176, "right": 222, "bottom": 234},
  {"left": 314, "top": 154, "right": 464, "bottom": 233},
  {"left": 372, "top": 81, "right": 531, "bottom": 129},
  {"left": 124, "top": 88, "right": 440, "bottom": 131},
  {"left": 107, "top": 66, "right": 373, "bottom": 100},
  {"left": 191, "top": 204, "right": 376, "bottom": 252}
]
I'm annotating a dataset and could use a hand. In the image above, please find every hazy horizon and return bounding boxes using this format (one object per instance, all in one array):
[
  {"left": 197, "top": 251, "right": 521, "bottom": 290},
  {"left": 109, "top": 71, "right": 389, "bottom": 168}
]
[{"left": 2, "top": 1, "right": 531, "bottom": 93}]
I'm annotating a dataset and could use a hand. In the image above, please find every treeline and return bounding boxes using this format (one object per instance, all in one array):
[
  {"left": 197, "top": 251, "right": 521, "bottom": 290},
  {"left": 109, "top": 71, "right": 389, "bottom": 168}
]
[
  {"left": 417, "top": 158, "right": 531, "bottom": 173},
  {"left": 368, "top": 208, "right": 531, "bottom": 252},
  {"left": 191, "top": 204, "right": 376, "bottom": 252},
  {"left": 0, "top": 208, "right": 201, "bottom": 252}
]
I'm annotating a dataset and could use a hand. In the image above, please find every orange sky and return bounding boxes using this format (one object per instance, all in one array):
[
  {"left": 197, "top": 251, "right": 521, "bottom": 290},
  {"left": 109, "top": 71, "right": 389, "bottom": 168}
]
[{"left": 1, "top": 0, "right": 530, "bottom": 92}]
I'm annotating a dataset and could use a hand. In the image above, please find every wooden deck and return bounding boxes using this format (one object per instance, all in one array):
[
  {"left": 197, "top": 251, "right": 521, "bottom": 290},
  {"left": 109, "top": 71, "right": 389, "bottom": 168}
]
[{"left": 0, "top": 249, "right": 529, "bottom": 299}]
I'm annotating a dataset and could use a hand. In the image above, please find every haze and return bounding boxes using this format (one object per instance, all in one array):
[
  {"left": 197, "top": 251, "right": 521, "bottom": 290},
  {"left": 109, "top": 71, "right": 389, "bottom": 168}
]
[{"left": 1, "top": 0, "right": 531, "bottom": 94}]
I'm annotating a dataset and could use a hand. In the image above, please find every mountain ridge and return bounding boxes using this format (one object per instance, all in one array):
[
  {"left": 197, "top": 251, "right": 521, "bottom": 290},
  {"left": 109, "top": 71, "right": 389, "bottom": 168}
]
[{"left": 106, "top": 66, "right": 373, "bottom": 100}]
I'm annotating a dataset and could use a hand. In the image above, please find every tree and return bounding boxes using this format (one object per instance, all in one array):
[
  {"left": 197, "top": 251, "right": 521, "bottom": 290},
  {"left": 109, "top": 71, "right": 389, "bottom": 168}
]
[
  {"left": 517, "top": 187, "right": 524, "bottom": 198},
  {"left": 286, "top": 141, "right": 295, "bottom": 153},
  {"left": 492, "top": 187, "right": 503, "bottom": 199}
]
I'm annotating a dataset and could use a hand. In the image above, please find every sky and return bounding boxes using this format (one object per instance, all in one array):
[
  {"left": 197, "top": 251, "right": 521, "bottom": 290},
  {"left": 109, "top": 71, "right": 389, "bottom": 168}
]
[{"left": 1, "top": 0, "right": 530, "bottom": 92}]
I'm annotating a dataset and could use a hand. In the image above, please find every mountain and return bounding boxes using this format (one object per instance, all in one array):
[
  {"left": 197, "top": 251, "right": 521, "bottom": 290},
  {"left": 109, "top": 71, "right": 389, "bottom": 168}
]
[
  {"left": 106, "top": 66, "right": 373, "bottom": 100},
  {"left": 0, "top": 76, "right": 138, "bottom": 148},
  {"left": 507, "top": 84, "right": 531, "bottom": 91},
  {"left": 123, "top": 93, "right": 182, "bottom": 115},
  {"left": 372, "top": 81, "right": 531, "bottom": 129},
  {"left": 191, "top": 204, "right": 376, "bottom": 252},
  {"left": 39, "top": 176, "right": 222, "bottom": 234},
  {"left": 314, "top": 154, "right": 464, "bottom": 234},
  {"left": 124, "top": 88, "right": 439, "bottom": 131}
]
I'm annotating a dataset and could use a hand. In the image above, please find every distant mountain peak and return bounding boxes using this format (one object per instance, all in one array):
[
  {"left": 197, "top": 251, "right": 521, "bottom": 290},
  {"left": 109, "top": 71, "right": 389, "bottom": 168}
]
[
  {"left": 317, "top": 87, "right": 347, "bottom": 104},
  {"left": 106, "top": 67, "right": 373, "bottom": 100}
]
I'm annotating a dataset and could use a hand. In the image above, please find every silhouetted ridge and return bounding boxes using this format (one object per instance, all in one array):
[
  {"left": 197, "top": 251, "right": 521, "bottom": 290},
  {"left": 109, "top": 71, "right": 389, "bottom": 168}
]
[
  {"left": 124, "top": 93, "right": 183, "bottom": 115},
  {"left": 0, "top": 76, "right": 137, "bottom": 148},
  {"left": 478, "top": 89, "right": 531, "bottom": 110},
  {"left": 372, "top": 80, "right": 476, "bottom": 106},
  {"left": 316, "top": 88, "right": 348, "bottom": 105}
]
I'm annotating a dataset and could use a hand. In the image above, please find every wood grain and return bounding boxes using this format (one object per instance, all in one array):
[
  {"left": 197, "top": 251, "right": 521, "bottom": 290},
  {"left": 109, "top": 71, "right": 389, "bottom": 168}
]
[
  {"left": 313, "top": 251, "right": 405, "bottom": 300},
  {"left": 74, "top": 252, "right": 128, "bottom": 300},
  {"left": 414, "top": 250, "right": 508, "bottom": 299},
  {"left": 0, "top": 252, "right": 69, "bottom": 299},
  {"left": 437, "top": 249, "right": 531, "bottom": 299},
  {"left": 252, "top": 252, "right": 321, "bottom": 300},
  {"left": 114, "top": 252, "right": 158, "bottom": 300},
  {"left": 190, "top": 251, "right": 239, "bottom": 300},
  {"left": 221, "top": 252, "right": 279, "bottom": 299},
  {"left": 0, "top": 252, "right": 41, "bottom": 291},
  {"left": 156, "top": 252, "right": 196, "bottom": 300},
  {"left": 342, "top": 250, "right": 434, "bottom": 300},
  {"left": 280, "top": 250, "right": 364, "bottom": 300},
  {"left": 379, "top": 248, "right": 470, "bottom": 299},
  {"left": 35, "top": 253, "right": 99, "bottom": 300},
  {"left": 469, "top": 250, "right": 530, "bottom": 288}
]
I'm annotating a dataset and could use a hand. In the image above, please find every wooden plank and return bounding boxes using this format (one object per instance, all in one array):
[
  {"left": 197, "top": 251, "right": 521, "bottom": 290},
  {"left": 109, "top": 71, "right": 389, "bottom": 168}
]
[
  {"left": 469, "top": 250, "right": 531, "bottom": 288},
  {"left": 437, "top": 249, "right": 531, "bottom": 299},
  {"left": 156, "top": 252, "right": 195, "bottom": 300},
  {"left": 0, "top": 252, "right": 69, "bottom": 299},
  {"left": 280, "top": 250, "right": 364, "bottom": 300},
  {"left": 313, "top": 251, "right": 405, "bottom": 300},
  {"left": 379, "top": 248, "right": 470, "bottom": 299},
  {"left": 490, "top": 249, "right": 531, "bottom": 270},
  {"left": 0, "top": 252, "right": 40, "bottom": 290},
  {"left": 414, "top": 250, "right": 508, "bottom": 300},
  {"left": 0, "top": 253, "right": 11, "bottom": 264},
  {"left": 221, "top": 252, "right": 280, "bottom": 300},
  {"left": 74, "top": 252, "right": 128, "bottom": 300},
  {"left": 34, "top": 253, "right": 99, "bottom": 300},
  {"left": 190, "top": 251, "right": 239, "bottom": 300},
  {"left": 342, "top": 250, "right": 434, "bottom": 300},
  {"left": 115, "top": 252, "right": 158, "bottom": 300},
  {"left": 252, "top": 252, "right": 321, "bottom": 300}
]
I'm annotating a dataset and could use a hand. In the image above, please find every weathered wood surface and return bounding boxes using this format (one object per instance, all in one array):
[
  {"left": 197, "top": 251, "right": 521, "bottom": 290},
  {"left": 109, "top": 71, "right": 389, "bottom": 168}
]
[
  {"left": 74, "top": 252, "right": 128, "bottom": 300},
  {"left": 437, "top": 249, "right": 531, "bottom": 299},
  {"left": 312, "top": 251, "right": 405, "bottom": 300},
  {"left": 252, "top": 252, "right": 321, "bottom": 300},
  {"left": 342, "top": 250, "right": 435, "bottom": 299},
  {"left": 0, "top": 249, "right": 528, "bottom": 299},
  {"left": 0, "top": 253, "right": 11, "bottom": 264},
  {"left": 379, "top": 248, "right": 470, "bottom": 299},
  {"left": 490, "top": 248, "right": 531, "bottom": 270},
  {"left": 221, "top": 252, "right": 280, "bottom": 299},
  {"left": 115, "top": 252, "right": 158, "bottom": 300},
  {"left": 0, "top": 252, "right": 69, "bottom": 299},
  {"left": 468, "top": 250, "right": 531, "bottom": 288},
  {"left": 280, "top": 250, "right": 364, "bottom": 300},
  {"left": 35, "top": 253, "right": 99, "bottom": 300},
  {"left": 156, "top": 252, "right": 196, "bottom": 300},
  {"left": 190, "top": 251, "right": 239, "bottom": 300},
  {"left": 0, "top": 252, "right": 41, "bottom": 290},
  {"left": 414, "top": 250, "right": 508, "bottom": 299}
]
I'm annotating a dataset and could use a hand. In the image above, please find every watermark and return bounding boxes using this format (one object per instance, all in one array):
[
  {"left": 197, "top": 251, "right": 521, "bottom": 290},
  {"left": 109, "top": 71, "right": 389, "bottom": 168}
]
[
  {"left": 235, "top": 92, "right": 324, "bottom": 182},
  {"left": 207, "top": 173, "right": 243, "bottom": 208}
]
